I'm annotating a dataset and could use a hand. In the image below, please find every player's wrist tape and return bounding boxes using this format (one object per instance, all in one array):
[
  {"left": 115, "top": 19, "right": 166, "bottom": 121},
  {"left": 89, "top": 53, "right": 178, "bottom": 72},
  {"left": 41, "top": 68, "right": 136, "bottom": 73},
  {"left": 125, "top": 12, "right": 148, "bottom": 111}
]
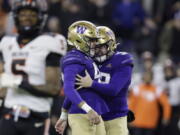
[
  {"left": 60, "top": 111, "right": 68, "bottom": 120},
  {"left": 81, "top": 103, "right": 92, "bottom": 113}
]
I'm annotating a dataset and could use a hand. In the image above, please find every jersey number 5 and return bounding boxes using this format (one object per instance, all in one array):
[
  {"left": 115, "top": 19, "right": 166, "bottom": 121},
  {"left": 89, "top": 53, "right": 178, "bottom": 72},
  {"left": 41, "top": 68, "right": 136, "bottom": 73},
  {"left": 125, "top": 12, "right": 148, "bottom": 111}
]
[{"left": 12, "top": 59, "right": 28, "bottom": 79}]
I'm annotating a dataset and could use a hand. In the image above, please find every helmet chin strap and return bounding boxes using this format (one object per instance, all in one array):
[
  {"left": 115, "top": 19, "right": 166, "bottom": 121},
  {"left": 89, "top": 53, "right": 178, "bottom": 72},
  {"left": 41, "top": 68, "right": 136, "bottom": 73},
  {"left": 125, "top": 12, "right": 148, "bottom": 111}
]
[{"left": 17, "top": 22, "right": 40, "bottom": 37}]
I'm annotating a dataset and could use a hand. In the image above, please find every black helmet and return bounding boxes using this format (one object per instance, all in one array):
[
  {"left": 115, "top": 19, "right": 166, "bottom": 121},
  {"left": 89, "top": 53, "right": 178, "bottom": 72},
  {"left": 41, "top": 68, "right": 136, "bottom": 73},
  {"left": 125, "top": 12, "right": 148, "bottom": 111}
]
[{"left": 12, "top": 0, "right": 48, "bottom": 35}]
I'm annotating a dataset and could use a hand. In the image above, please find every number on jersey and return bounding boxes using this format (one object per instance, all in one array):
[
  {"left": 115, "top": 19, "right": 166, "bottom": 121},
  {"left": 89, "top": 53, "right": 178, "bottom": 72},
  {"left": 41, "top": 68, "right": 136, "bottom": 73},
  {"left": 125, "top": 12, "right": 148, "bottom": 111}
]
[
  {"left": 93, "top": 63, "right": 111, "bottom": 84},
  {"left": 98, "top": 72, "right": 110, "bottom": 84},
  {"left": 93, "top": 63, "right": 101, "bottom": 79},
  {"left": 12, "top": 59, "right": 28, "bottom": 79}
]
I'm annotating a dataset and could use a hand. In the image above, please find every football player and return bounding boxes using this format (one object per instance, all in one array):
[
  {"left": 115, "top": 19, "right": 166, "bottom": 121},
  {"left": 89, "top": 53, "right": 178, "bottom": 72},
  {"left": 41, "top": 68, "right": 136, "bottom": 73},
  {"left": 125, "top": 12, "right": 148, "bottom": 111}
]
[
  {"left": 58, "top": 26, "right": 133, "bottom": 135},
  {"left": 55, "top": 21, "right": 108, "bottom": 135},
  {"left": 76, "top": 26, "right": 133, "bottom": 135},
  {"left": 0, "top": 0, "right": 66, "bottom": 135}
]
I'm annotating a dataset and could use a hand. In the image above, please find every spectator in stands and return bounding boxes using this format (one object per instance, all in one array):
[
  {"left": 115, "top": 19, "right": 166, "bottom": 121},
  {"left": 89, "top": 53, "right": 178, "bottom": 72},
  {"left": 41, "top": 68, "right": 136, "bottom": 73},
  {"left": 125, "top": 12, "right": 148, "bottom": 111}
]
[
  {"left": 111, "top": 0, "right": 145, "bottom": 52},
  {"left": 159, "top": 10, "right": 180, "bottom": 64},
  {"left": 131, "top": 51, "right": 165, "bottom": 88},
  {"left": 87, "top": 0, "right": 113, "bottom": 26},
  {"left": 134, "top": 18, "right": 158, "bottom": 56},
  {"left": 129, "top": 71, "right": 171, "bottom": 135},
  {"left": 141, "top": 0, "right": 165, "bottom": 24},
  {"left": 163, "top": 59, "right": 180, "bottom": 135},
  {"left": 46, "top": 16, "right": 61, "bottom": 33}
]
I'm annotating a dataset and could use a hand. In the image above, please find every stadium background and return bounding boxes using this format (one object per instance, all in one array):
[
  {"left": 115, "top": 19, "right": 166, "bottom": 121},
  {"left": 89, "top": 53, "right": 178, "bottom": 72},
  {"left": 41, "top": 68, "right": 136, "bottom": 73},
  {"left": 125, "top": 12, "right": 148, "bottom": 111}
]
[{"left": 0, "top": 0, "right": 180, "bottom": 135}]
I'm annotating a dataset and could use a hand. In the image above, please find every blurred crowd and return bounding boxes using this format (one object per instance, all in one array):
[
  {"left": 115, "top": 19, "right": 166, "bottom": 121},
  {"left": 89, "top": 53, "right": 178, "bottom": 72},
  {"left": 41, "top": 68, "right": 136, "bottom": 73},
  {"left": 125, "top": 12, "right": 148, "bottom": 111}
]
[{"left": 0, "top": 0, "right": 180, "bottom": 135}]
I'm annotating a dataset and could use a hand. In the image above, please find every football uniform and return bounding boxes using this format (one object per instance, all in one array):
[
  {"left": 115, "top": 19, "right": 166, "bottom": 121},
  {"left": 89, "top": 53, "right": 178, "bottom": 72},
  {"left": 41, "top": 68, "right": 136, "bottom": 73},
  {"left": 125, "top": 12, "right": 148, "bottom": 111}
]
[
  {"left": 92, "top": 52, "right": 133, "bottom": 120},
  {"left": 61, "top": 49, "right": 108, "bottom": 114},
  {"left": 0, "top": 34, "right": 66, "bottom": 113},
  {"left": 61, "top": 49, "right": 108, "bottom": 135},
  {"left": 63, "top": 51, "right": 133, "bottom": 135},
  {"left": 92, "top": 52, "right": 133, "bottom": 135}
]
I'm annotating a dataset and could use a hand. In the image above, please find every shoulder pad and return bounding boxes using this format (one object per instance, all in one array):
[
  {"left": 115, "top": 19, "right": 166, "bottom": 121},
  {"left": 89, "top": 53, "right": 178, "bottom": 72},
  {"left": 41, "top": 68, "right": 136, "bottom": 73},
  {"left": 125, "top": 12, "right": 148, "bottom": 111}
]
[
  {"left": 38, "top": 34, "right": 67, "bottom": 56},
  {"left": 61, "top": 50, "right": 85, "bottom": 67},
  {"left": 53, "top": 33, "right": 67, "bottom": 55},
  {"left": 1, "top": 35, "right": 16, "bottom": 41},
  {"left": 43, "top": 32, "right": 64, "bottom": 38},
  {"left": 38, "top": 34, "right": 54, "bottom": 40},
  {"left": 115, "top": 52, "right": 134, "bottom": 66},
  {"left": 0, "top": 35, "right": 17, "bottom": 50},
  {"left": 43, "top": 32, "right": 56, "bottom": 37}
]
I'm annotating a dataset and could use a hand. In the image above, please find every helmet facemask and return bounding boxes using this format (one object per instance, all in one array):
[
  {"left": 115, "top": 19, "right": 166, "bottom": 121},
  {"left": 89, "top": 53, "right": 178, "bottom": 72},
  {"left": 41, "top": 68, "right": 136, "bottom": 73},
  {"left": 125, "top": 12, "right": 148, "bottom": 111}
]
[
  {"left": 94, "top": 40, "right": 115, "bottom": 63},
  {"left": 94, "top": 26, "right": 116, "bottom": 63},
  {"left": 83, "top": 36, "right": 98, "bottom": 57},
  {"left": 12, "top": 0, "right": 48, "bottom": 36}
]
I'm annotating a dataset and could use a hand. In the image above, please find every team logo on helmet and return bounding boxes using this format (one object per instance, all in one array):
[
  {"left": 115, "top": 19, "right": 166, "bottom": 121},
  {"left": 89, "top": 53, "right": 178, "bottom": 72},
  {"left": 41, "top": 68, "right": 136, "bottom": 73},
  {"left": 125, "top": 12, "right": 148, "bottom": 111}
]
[
  {"left": 76, "top": 26, "right": 87, "bottom": 34},
  {"left": 68, "top": 21, "right": 98, "bottom": 57}
]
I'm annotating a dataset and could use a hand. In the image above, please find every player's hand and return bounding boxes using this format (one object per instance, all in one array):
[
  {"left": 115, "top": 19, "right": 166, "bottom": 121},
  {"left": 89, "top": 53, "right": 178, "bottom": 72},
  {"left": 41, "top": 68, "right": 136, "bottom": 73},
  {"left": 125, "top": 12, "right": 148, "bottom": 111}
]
[
  {"left": 0, "top": 73, "right": 22, "bottom": 88},
  {"left": 55, "top": 118, "right": 67, "bottom": 135},
  {"left": 87, "top": 109, "right": 101, "bottom": 126},
  {"left": 76, "top": 70, "right": 93, "bottom": 90}
]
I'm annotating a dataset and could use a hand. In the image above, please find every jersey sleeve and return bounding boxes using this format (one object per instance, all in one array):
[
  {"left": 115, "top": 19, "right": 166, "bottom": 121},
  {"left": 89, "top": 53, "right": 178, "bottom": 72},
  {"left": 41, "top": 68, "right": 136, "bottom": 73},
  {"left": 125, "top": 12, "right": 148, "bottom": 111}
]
[
  {"left": 119, "top": 52, "right": 134, "bottom": 67},
  {"left": 63, "top": 63, "right": 85, "bottom": 106},
  {"left": 91, "top": 52, "right": 133, "bottom": 96},
  {"left": 0, "top": 36, "right": 9, "bottom": 51},
  {"left": 46, "top": 53, "right": 62, "bottom": 67},
  {"left": 53, "top": 34, "right": 67, "bottom": 56},
  {"left": 61, "top": 53, "right": 86, "bottom": 106},
  {"left": 0, "top": 37, "right": 3, "bottom": 51},
  {"left": 62, "top": 97, "right": 72, "bottom": 111},
  {"left": 91, "top": 65, "right": 133, "bottom": 96}
]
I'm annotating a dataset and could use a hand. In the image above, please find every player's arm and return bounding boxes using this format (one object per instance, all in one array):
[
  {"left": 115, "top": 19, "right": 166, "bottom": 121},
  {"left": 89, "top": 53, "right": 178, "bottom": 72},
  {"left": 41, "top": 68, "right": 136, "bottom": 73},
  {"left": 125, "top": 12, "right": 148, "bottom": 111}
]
[
  {"left": 55, "top": 98, "right": 71, "bottom": 134},
  {"left": 0, "top": 43, "right": 6, "bottom": 114},
  {"left": 19, "top": 53, "right": 62, "bottom": 97},
  {"left": 91, "top": 65, "right": 132, "bottom": 96},
  {"left": 60, "top": 63, "right": 100, "bottom": 125},
  {"left": 0, "top": 60, "right": 7, "bottom": 112},
  {"left": 0, "top": 61, "right": 7, "bottom": 96},
  {"left": 76, "top": 65, "right": 132, "bottom": 96},
  {"left": 57, "top": 97, "right": 72, "bottom": 121},
  {"left": 62, "top": 97, "right": 72, "bottom": 111},
  {"left": 0, "top": 67, "right": 60, "bottom": 98},
  {"left": 44, "top": 118, "right": 51, "bottom": 135},
  {"left": 33, "top": 52, "right": 63, "bottom": 96},
  {"left": 19, "top": 67, "right": 60, "bottom": 97},
  {"left": 63, "top": 64, "right": 88, "bottom": 107},
  {"left": 58, "top": 97, "right": 72, "bottom": 120},
  {"left": 0, "top": 38, "right": 8, "bottom": 99},
  {"left": 19, "top": 33, "right": 67, "bottom": 97},
  {"left": 76, "top": 56, "right": 133, "bottom": 96}
]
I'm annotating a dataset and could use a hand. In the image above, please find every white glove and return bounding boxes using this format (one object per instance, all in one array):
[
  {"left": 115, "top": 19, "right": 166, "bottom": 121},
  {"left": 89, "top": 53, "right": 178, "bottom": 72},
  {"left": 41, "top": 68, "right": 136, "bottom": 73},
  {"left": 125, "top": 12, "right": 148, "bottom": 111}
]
[{"left": 0, "top": 73, "right": 22, "bottom": 88}]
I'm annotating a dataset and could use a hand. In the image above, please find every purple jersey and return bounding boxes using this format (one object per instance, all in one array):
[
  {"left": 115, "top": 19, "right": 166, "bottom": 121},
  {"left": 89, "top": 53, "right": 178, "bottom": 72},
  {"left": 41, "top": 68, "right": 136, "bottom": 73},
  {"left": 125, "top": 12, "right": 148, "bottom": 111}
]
[
  {"left": 92, "top": 52, "right": 133, "bottom": 120},
  {"left": 61, "top": 49, "right": 109, "bottom": 115}
]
